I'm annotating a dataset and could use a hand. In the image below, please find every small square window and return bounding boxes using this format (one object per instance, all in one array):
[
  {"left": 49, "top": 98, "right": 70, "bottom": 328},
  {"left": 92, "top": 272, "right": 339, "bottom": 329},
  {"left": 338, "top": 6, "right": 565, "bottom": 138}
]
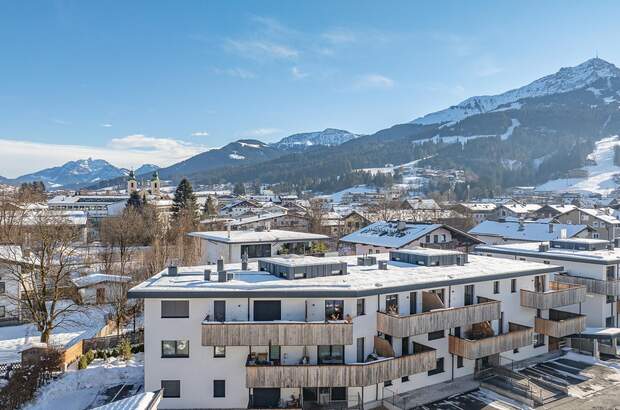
[
  {"left": 214, "top": 346, "right": 226, "bottom": 358},
  {"left": 161, "top": 380, "right": 181, "bottom": 398},
  {"left": 214, "top": 380, "right": 226, "bottom": 398}
]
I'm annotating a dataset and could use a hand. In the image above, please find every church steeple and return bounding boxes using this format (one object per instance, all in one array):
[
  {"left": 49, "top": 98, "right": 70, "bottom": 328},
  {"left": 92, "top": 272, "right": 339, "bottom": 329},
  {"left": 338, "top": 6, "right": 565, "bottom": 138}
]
[
  {"left": 127, "top": 170, "right": 138, "bottom": 193},
  {"left": 150, "top": 171, "right": 160, "bottom": 196}
]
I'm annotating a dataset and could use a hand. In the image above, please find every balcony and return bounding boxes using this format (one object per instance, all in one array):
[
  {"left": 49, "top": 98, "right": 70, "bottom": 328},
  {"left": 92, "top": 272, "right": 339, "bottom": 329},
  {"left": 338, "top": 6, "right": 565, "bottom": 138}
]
[
  {"left": 554, "top": 274, "right": 620, "bottom": 296},
  {"left": 534, "top": 310, "right": 586, "bottom": 338},
  {"left": 202, "top": 320, "right": 353, "bottom": 346},
  {"left": 245, "top": 344, "right": 436, "bottom": 388},
  {"left": 377, "top": 299, "right": 501, "bottom": 337},
  {"left": 520, "top": 281, "right": 586, "bottom": 309},
  {"left": 449, "top": 323, "right": 533, "bottom": 360}
]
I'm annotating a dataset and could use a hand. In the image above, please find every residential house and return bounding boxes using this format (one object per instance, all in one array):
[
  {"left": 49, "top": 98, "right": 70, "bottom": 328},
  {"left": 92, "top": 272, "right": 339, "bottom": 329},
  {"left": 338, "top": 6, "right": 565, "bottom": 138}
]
[
  {"left": 469, "top": 220, "right": 592, "bottom": 245},
  {"left": 555, "top": 208, "right": 620, "bottom": 240},
  {"left": 72, "top": 273, "right": 131, "bottom": 304}
]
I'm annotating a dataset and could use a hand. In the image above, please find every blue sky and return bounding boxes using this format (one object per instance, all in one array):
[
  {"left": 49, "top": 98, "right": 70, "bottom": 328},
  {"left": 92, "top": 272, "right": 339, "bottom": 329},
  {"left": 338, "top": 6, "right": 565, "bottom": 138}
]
[{"left": 1, "top": 0, "right": 620, "bottom": 177}]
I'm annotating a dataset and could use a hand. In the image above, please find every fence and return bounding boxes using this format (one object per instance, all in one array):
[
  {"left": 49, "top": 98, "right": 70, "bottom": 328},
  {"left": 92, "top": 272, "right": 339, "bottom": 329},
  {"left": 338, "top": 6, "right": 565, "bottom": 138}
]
[{"left": 82, "top": 330, "right": 144, "bottom": 353}]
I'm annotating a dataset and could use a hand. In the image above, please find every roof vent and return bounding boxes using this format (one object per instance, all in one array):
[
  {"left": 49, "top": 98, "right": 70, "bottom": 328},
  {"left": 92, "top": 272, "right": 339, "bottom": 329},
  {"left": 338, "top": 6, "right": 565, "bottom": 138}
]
[
  {"left": 218, "top": 271, "right": 227, "bottom": 282},
  {"left": 204, "top": 269, "right": 211, "bottom": 281},
  {"left": 539, "top": 243, "right": 549, "bottom": 252},
  {"left": 456, "top": 256, "right": 465, "bottom": 266},
  {"left": 167, "top": 265, "right": 178, "bottom": 276},
  {"left": 357, "top": 256, "right": 377, "bottom": 266},
  {"left": 378, "top": 260, "right": 388, "bottom": 270}
]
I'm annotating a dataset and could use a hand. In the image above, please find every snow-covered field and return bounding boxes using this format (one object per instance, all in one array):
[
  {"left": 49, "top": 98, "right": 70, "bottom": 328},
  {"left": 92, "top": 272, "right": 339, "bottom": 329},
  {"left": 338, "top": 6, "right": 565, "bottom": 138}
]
[
  {"left": 24, "top": 353, "right": 144, "bottom": 410},
  {"left": 0, "top": 304, "right": 111, "bottom": 364},
  {"left": 537, "top": 135, "right": 620, "bottom": 195}
]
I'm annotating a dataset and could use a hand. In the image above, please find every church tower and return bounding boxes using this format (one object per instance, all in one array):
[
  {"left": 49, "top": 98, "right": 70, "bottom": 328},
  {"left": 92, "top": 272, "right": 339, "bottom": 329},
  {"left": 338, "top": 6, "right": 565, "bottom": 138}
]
[
  {"left": 127, "top": 170, "right": 138, "bottom": 193},
  {"left": 150, "top": 171, "right": 161, "bottom": 196}
]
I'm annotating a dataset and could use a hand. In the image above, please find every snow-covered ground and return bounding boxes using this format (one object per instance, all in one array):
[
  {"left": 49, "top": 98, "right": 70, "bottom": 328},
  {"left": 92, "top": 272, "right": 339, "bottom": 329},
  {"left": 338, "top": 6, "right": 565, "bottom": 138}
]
[
  {"left": 537, "top": 135, "right": 620, "bottom": 195},
  {"left": 0, "top": 303, "right": 111, "bottom": 364},
  {"left": 24, "top": 353, "right": 144, "bottom": 410}
]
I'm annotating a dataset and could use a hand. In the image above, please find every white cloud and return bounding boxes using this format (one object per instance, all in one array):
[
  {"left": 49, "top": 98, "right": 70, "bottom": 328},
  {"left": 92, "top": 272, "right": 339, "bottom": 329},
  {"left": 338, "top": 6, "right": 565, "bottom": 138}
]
[
  {"left": 52, "top": 119, "right": 70, "bottom": 125},
  {"left": 100, "top": 123, "right": 113, "bottom": 128},
  {"left": 225, "top": 39, "right": 299, "bottom": 60},
  {"left": 353, "top": 74, "right": 395, "bottom": 90},
  {"left": 191, "top": 131, "right": 209, "bottom": 137},
  {"left": 243, "top": 128, "right": 281, "bottom": 137},
  {"left": 213, "top": 67, "right": 257, "bottom": 79},
  {"left": 0, "top": 136, "right": 209, "bottom": 178},
  {"left": 291, "top": 66, "right": 308, "bottom": 79},
  {"left": 322, "top": 30, "right": 357, "bottom": 44}
]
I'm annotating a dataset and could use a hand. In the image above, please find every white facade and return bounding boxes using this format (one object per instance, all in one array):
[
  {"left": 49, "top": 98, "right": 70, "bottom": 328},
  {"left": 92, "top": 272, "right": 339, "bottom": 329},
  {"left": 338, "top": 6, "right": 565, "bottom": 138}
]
[{"left": 131, "top": 250, "right": 570, "bottom": 409}]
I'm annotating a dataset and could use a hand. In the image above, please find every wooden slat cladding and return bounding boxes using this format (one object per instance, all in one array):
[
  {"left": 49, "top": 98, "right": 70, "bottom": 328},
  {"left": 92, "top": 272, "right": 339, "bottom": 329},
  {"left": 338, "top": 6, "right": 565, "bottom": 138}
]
[
  {"left": 448, "top": 324, "right": 533, "bottom": 360},
  {"left": 202, "top": 321, "right": 353, "bottom": 346},
  {"left": 554, "top": 274, "right": 620, "bottom": 296},
  {"left": 534, "top": 315, "right": 586, "bottom": 338},
  {"left": 377, "top": 300, "right": 501, "bottom": 337},
  {"left": 245, "top": 349, "right": 436, "bottom": 388},
  {"left": 520, "top": 281, "right": 586, "bottom": 309}
]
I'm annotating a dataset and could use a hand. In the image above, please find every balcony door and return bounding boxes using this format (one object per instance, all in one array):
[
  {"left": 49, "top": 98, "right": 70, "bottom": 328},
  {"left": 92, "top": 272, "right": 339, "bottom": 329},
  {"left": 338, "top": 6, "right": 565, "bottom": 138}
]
[
  {"left": 356, "top": 337, "right": 365, "bottom": 363},
  {"left": 386, "top": 294, "right": 399, "bottom": 315},
  {"left": 464, "top": 285, "right": 474, "bottom": 306},
  {"left": 214, "top": 301, "right": 226, "bottom": 322}
]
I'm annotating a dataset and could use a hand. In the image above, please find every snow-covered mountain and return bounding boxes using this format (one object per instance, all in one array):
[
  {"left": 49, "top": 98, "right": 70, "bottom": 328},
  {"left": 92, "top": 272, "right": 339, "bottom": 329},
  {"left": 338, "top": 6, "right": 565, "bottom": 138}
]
[
  {"left": 273, "top": 128, "right": 361, "bottom": 149},
  {"left": 9, "top": 158, "right": 159, "bottom": 188},
  {"left": 413, "top": 58, "right": 620, "bottom": 125}
]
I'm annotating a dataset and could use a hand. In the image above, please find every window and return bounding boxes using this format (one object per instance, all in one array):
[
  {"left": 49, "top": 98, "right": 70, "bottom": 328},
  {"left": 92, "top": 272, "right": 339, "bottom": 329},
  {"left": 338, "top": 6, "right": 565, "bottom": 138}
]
[
  {"left": 214, "top": 346, "right": 226, "bottom": 358},
  {"left": 428, "top": 357, "right": 444, "bottom": 376},
  {"left": 533, "top": 333, "right": 545, "bottom": 348},
  {"left": 161, "top": 340, "right": 189, "bottom": 358},
  {"left": 464, "top": 285, "right": 474, "bottom": 306},
  {"left": 241, "top": 244, "right": 271, "bottom": 259},
  {"left": 511, "top": 279, "right": 517, "bottom": 293},
  {"left": 161, "top": 300, "right": 189, "bottom": 318},
  {"left": 384, "top": 380, "right": 392, "bottom": 387},
  {"left": 269, "top": 345, "right": 280, "bottom": 362},
  {"left": 607, "top": 295, "right": 615, "bottom": 304},
  {"left": 493, "top": 281, "right": 500, "bottom": 294},
  {"left": 385, "top": 294, "right": 399, "bottom": 314},
  {"left": 607, "top": 266, "right": 616, "bottom": 281},
  {"left": 318, "top": 345, "right": 344, "bottom": 364},
  {"left": 607, "top": 316, "right": 615, "bottom": 327},
  {"left": 356, "top": 298, "right": 365, "bottom": 316},
  {"left": 593, "top": 233, "right": 600, "bottom": 239},
  {"left": 410, "top": 292, "right": 417, "bottom": 314},
  {"left": 428, "top": 330, "right": 444, "bottom": 341},
  {"left": 401, "top": 376, "right": 409, "bottom": 382},
  {"left": 325, "top": 300, "right": 344, "bottom": 321},
  {"left": 161, "top": 380, "right": 181, "bottom": 398},
  {"left": 0, "top": 282, "right": 5, "bottom": 294},
  {"left": 457, "top": 356, "right": 463, "bottom": 368},
  {"left": 513, "top": 348, "right": 519, "bottom": 354},
  {"left": 213, "top": 380, "right": 225, "bottom": 398},
  {"left": 0, "top": 306, "right": 5, "bottom": 318}
]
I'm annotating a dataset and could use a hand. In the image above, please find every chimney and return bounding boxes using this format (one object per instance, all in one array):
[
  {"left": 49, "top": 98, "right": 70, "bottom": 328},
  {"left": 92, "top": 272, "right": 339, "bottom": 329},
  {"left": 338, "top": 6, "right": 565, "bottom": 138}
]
[
  {"left": 204, "top": 269, "right": 211, "bottom": 281},
  {"left": 217, "top": 256, "right": 225, "bottom": 273},
  {"left": 167, "top": 265, "right": 178, "bottom": 276}
]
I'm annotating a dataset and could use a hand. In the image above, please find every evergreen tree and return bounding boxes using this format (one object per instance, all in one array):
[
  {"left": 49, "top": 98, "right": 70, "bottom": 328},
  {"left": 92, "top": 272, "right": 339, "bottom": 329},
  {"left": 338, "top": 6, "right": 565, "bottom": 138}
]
[
  {"left": 172, "top": 178, "right": 198, "bottom": 219},
  {"left": 203, "top": 195, "right": 218, "bottom": 217},
  {"left": 127, "top": 191, "right": 144, "bottom": 209},
  {"left": 233, "top": 182, "right": 246, "bottom": 196}
]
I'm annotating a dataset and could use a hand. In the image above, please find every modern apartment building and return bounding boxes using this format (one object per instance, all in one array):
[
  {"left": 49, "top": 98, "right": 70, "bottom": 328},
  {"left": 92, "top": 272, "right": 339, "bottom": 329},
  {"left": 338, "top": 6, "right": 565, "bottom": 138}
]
[
  {"left": 477, "top": 238, "right": 620, "bottom": 332},
  {"left": 129, "top": 247, "right": 587, "bottom": 409}
]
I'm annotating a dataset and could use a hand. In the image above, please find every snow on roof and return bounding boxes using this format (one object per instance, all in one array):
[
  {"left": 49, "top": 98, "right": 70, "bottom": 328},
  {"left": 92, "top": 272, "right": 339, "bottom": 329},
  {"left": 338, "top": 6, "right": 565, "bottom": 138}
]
[
  {"left": 72, "top": 273, "right": 131, "bottom": 288},
  {"left": 546, "top": 204, "right": 577, "bottom": 214},
  {"left": 581, "top": 327, "right": 620, "bottom": 337},
  {"left": 403, "top": 198, "right": 441, "bottom": 210},
  {"left": 469, "top": 220, "right": 588, "bottom": 241},
  {"left": 94, "top": 390, "right": 161, "bottom": 410},
  {"left": 339, "top": 221, "right": 443, "bottom": 248},
  {"left": 48, "top": 195, "right": 128, "bottom": 204},
  {"left": 220, "top": 199, "right": 260, "bottom": 210},
  {"left": 228, "top": 212, "right": 288, "bottom": 226},
  {"left": 500, "top": 203, "right": 542, "bottom": 214},
  {"left": 477, "top": 241, "right": 620, "bottom": 263},
  {"left": 187, "top": 229, "right": 329, "bottom": 244},
  {"left": 580, "top": 208, "right": 620, "bottom": 224},
  {"left": 459, "top": 203, "right": 497, "bottom": 212},
  {"left": 128, "top": 253, "right": 560, "bottom": 297}
]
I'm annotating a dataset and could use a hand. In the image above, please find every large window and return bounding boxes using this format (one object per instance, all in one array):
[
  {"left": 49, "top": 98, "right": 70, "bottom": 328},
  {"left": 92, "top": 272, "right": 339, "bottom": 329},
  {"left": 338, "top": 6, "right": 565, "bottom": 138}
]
[
  {"left": 318, "top": 345, "right": 344, "bottom": 364},
  {"left": 385, "top": 294, "right": 399, "bottom": 315},
  {"left": 161, "top": 340, "right": 189, "bottom": 358},
  {"left": 241, "top": 244, "right": 271, "bottom": 259},
  {"left": 161, "top": 380, "right": 181, "bottom": 398},
  {"left": 325, "top": 300, "right": 344, "bottom": 321},
  {"left": 428, "top": 357, "right": 444, "bottom": 376},
  {"left": 214, "top": 380, "right": 226, "bottom": 398},
  {"left": 161, "top": 301, "right": 189, "bottom": 318}
]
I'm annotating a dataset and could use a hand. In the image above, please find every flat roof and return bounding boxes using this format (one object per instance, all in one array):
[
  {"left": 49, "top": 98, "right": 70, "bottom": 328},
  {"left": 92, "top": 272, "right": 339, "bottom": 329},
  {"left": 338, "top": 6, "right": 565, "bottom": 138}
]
[
  {"left": 258, "top": 255, "right": 346, "bottom": 267},
  {"left": 476, "top": 242, "right": 620, "bottom": 265},
  {"left": 128, "top": 252, "right": 561, "bottom": 299},
  {"left": 187, "top": 229, "right": 329, "bottom": 244}
]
